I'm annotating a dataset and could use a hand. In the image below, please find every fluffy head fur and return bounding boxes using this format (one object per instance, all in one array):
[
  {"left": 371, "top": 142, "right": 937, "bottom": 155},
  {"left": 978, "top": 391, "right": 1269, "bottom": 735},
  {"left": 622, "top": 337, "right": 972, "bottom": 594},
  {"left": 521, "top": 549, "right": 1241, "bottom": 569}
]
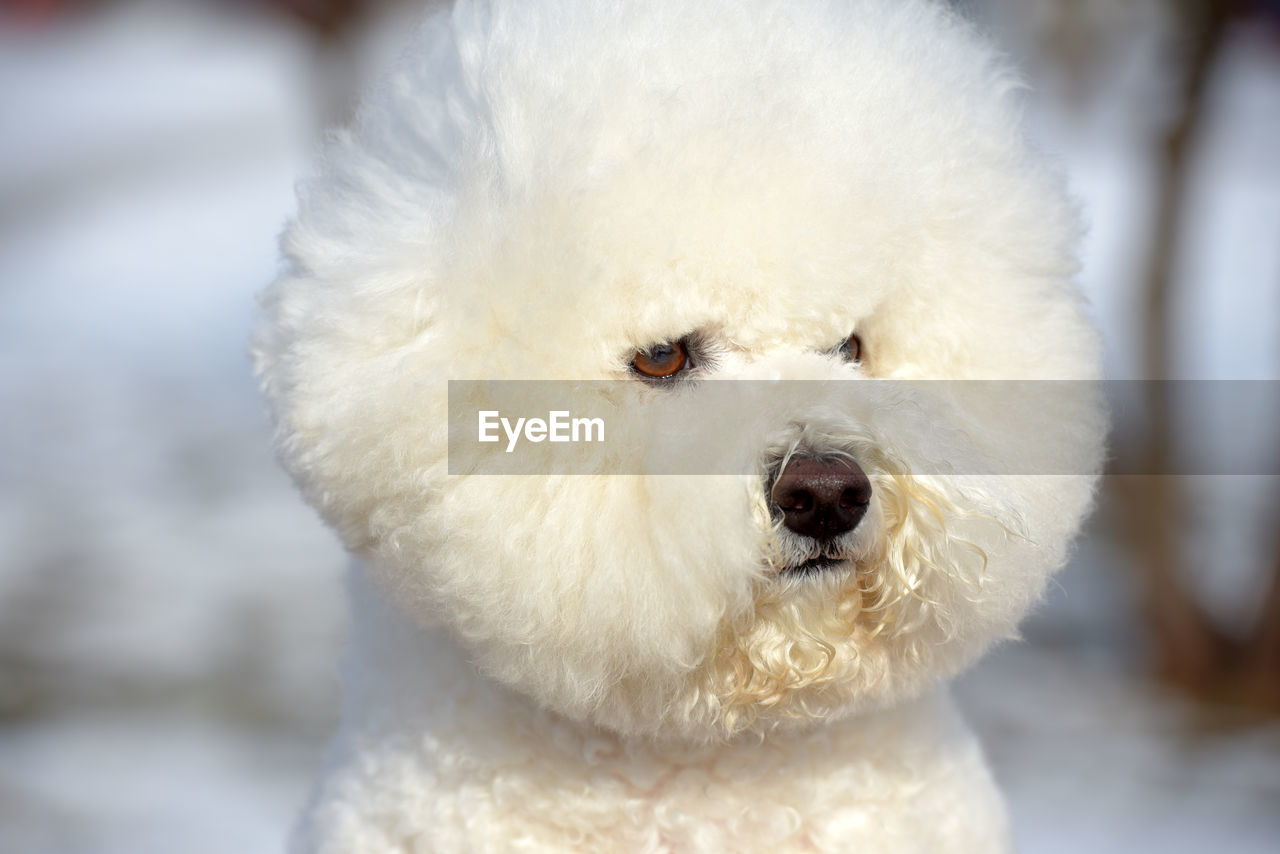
[{"left": 256, "top": 0, "right": 1104, "bottom": 742}]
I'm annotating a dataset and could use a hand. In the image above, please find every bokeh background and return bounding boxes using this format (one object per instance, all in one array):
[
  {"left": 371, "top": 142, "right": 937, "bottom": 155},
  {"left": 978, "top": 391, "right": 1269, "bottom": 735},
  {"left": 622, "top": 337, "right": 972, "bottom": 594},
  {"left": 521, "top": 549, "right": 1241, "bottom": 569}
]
[{"left": 1, "top": 0, "right": 1277, "bottom": 851}]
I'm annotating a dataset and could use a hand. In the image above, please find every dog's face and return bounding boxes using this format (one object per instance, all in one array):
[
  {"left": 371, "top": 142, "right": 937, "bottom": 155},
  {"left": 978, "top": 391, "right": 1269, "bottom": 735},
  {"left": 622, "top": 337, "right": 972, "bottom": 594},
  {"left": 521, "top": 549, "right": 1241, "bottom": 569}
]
[{"left": 256, "top": 0, "right": 1105, "bottom": 739}]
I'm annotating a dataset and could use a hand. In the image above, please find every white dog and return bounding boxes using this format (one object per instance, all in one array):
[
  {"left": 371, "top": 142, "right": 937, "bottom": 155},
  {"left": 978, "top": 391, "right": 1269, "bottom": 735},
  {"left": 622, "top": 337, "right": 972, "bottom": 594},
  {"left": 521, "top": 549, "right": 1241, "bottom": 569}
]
[{"left": 255, "top": 0, "right": 1105, "bottom": 851}]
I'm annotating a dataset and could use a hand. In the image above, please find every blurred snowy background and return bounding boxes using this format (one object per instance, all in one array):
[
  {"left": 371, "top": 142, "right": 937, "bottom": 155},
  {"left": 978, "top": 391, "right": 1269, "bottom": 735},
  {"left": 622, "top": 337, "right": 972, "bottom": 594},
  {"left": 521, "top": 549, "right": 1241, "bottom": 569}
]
[{"left": 1, "top": 0, "right": 1277, "bottom": 851}]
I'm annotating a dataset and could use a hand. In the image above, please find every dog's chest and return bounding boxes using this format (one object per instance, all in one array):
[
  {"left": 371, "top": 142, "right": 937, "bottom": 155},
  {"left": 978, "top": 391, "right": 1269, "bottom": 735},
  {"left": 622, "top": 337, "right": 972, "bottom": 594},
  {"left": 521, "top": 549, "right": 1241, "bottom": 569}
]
[{"left": 304, "top": 689, "right": 1010, "bottom": 854}]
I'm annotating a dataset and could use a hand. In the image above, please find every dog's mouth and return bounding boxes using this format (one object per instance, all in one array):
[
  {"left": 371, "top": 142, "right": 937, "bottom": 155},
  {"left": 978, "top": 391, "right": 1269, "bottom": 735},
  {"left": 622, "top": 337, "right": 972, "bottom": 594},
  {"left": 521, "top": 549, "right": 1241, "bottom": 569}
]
[{"left": 779, "top": 555, "right": 853, "bottom": 577}]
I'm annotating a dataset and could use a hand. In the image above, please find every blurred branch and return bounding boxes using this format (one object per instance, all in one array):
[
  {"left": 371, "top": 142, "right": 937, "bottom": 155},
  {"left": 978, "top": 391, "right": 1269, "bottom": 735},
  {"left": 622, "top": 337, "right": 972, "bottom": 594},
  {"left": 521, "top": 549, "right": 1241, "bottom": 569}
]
[
  {"left": 1243, "top": 519, "right": 1280, "bottom": 706},
  {"left": 0, "top": 0, "right": 96, "bottom": 26},
  {"left": 1126, "top": 0, "right": 1280, "bottom": 712},
  {"left": 272, "top": 0, "right": 368, "bottom": 41},
  {"left": 1134, "top": 0, "right": 1228, "bottom": 685},
  {"left": 1142, "top": 1, "right": 1229, "bottom": 391}
]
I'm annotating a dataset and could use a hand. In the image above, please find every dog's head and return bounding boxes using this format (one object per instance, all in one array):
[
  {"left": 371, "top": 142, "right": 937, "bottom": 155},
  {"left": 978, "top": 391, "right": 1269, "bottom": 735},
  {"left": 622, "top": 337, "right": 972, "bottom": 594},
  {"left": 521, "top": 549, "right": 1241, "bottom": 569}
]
[{"left": 256, "top": 0, "right": 1105, "bottom": 739}]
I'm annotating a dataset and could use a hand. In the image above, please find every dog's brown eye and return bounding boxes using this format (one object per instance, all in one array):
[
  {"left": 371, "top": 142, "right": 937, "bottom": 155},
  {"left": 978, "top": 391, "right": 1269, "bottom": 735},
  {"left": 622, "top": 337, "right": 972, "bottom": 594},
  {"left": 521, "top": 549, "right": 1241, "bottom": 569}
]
[
  {"left": 632, "top": 341, "right": 688, "bottom": 379},
  {"left": 839, "top": 333, "right": 863, "bottom": 364}
]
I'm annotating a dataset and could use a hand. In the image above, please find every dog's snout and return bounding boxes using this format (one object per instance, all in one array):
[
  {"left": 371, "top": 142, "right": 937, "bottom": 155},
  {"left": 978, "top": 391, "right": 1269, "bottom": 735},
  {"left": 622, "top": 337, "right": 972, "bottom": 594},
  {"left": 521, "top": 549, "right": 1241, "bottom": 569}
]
[{"left": 771, "top": 457, "right": 871, "bottom": 541}]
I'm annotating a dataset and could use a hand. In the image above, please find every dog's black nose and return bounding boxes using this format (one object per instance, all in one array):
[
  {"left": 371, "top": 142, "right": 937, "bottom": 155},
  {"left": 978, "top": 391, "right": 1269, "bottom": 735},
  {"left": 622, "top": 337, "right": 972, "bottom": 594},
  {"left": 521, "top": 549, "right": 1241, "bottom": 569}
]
[{"left": 771, "top": 457, "right": 871, "bottom": 541}]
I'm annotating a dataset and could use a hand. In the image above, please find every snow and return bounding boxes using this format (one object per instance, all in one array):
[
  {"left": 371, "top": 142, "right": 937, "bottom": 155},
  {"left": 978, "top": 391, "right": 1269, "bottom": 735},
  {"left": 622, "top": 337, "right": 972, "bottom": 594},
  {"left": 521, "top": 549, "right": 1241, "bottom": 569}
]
[
  {"left": 961, "top": 644, "right": 1280, "bottom": 854},
  {"left": 0, "top": 711, "right": 318, "bottom": 854},
  {"left": 1, "top": 2, "right": 1277, "bottom": 851}
]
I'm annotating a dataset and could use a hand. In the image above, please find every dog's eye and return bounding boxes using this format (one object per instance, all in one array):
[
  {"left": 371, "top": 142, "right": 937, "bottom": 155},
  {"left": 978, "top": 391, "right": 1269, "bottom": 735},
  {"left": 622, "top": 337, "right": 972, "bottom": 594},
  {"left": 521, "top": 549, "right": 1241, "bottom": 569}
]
[
  {"left": 839, "top": 333, "right": 863, "bottom": 364},
  {"left": 632, "top": 341, "right": 689, "bottom": 379}
]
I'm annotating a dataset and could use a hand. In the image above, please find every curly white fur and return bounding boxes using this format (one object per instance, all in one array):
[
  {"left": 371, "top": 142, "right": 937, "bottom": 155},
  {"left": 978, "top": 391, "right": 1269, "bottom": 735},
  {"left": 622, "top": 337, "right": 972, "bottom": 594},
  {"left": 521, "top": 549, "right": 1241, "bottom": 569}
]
[{"left": 255, "top": 0, "right": 1106, "bottom": 850}]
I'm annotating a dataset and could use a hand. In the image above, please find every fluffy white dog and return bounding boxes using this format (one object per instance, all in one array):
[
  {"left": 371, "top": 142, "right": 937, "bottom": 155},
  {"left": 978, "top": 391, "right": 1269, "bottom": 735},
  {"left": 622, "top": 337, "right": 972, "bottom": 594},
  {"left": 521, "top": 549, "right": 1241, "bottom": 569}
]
[{"left": 255, "top": 0, "right": 1105, "bottom": 850}]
